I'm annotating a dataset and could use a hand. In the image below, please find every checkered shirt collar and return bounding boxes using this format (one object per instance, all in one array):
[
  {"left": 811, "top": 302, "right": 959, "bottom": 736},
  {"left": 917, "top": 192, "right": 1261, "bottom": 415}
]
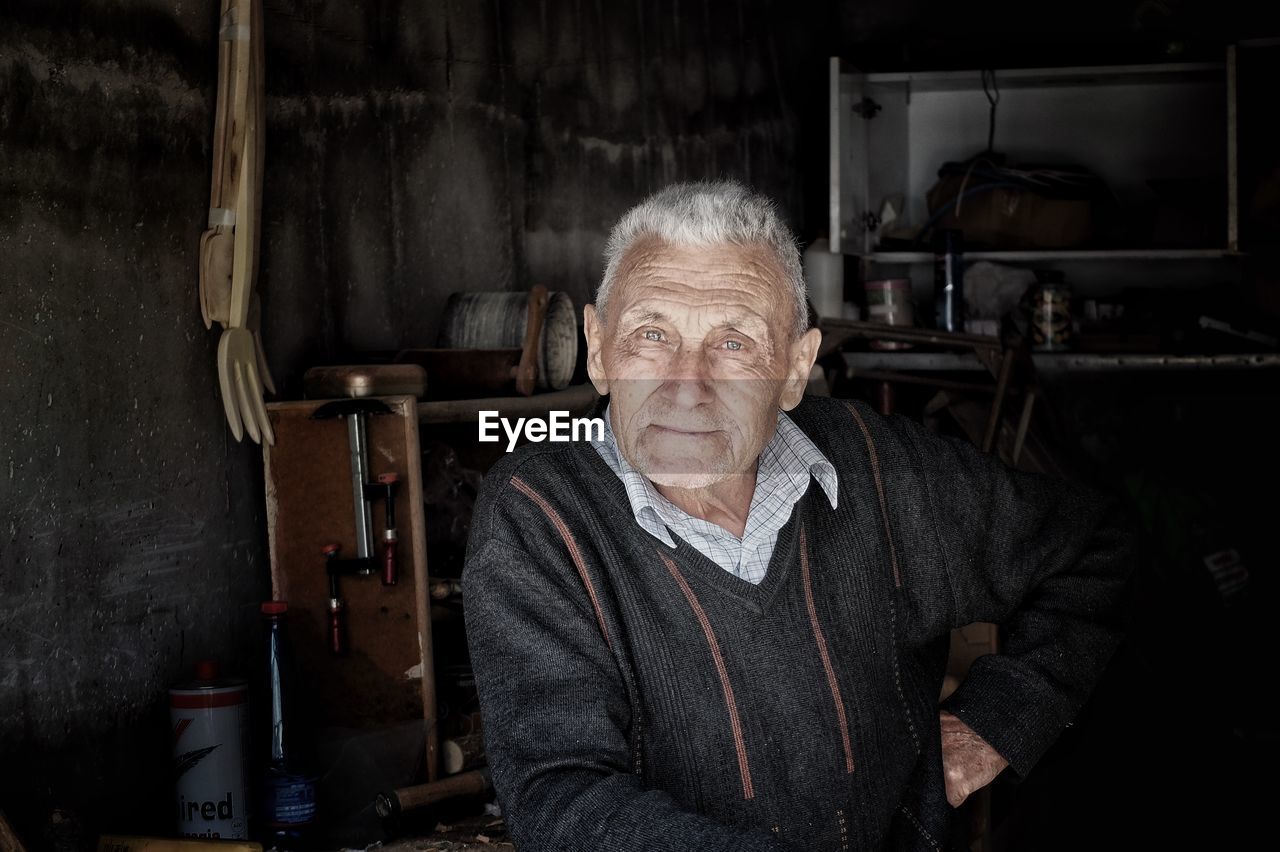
[{"left": 592, "top": 403, "right": 839, "bottom": 549}]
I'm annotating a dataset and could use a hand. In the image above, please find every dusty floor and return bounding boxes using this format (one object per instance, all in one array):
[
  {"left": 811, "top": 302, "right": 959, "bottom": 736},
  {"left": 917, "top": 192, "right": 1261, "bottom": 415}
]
[{"left": 377, "top": 813, "right": 513, "bottom": 852}]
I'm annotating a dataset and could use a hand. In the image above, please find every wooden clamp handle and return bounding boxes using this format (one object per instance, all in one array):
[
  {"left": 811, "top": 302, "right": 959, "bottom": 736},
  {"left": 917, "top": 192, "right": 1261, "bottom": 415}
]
[{"left": 374, "top": 769, "right": 491, "bottom": 818}]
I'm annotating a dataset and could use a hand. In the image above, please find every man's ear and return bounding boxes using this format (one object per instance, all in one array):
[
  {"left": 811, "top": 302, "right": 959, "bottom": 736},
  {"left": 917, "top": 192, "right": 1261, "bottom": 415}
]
[
  {"left": 779, "top": 326, "right": 823, "bottom": 411},
  {"left": 583, "top": 304, "right": 610, "bottom": 396}
]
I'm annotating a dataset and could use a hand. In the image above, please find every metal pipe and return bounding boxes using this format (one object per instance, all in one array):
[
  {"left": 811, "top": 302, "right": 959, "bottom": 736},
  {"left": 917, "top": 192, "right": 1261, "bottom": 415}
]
[{"left": 347, "top": 412, "right": 375, "bottom": 560}]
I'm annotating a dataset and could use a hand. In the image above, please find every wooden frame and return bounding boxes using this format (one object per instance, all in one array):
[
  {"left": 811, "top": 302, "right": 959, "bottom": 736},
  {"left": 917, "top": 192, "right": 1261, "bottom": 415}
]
[{"left": 263, "top": 395, "right": 438, "bottom": 781}]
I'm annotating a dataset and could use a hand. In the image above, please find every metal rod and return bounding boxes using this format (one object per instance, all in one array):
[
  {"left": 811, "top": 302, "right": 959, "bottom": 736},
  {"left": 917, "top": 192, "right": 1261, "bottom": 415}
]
[
  {"left": 821, "top": 318, "right": 1004, "bottom": 350},
  {"left": 1012, "top": 391, "right": 1037, "bottom": 465},
  {"left": 982, "top": 352, "right": 1014, "bottom": 454},
  {"left": 347, "top": 413, "right": 375, "bottom": 559},
  {"left": 848, "top": 368, "right": 997, "bottom": 394}
]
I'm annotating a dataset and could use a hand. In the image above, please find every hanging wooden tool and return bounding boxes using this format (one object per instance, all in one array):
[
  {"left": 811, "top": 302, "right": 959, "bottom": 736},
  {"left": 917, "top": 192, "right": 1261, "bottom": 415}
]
[{"left": 199, "top": 0, "right": 275, "bottom": 444}]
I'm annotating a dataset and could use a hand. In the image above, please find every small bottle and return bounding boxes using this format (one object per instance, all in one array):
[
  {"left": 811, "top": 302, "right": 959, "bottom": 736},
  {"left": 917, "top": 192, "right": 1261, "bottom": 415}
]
[
  {"left": 257, "top": 601, "right": 318, "bottom": 848},
  {"left": 933, "top": 229, "right": 965, "bottom": 333},
  {"left": 1030, "top": 270, "right": 1072, "bottom": 351}
]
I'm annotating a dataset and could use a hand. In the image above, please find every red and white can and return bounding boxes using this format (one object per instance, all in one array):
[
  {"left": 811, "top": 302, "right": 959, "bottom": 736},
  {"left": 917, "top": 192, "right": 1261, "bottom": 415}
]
[{"left": 170, "top": 660, "right": 250, "bottom": 839}]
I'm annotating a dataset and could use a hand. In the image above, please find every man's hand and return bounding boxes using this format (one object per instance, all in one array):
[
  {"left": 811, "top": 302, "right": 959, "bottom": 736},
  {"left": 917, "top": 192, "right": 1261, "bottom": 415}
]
[{"left": 939, "top": 710, "right": 1008, "bottom": 807}]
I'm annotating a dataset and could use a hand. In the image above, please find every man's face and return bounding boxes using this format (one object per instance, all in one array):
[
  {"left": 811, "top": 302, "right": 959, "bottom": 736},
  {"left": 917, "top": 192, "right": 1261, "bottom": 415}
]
[{"left": 584, "top": 237, "right": 821, "bottom": 489}]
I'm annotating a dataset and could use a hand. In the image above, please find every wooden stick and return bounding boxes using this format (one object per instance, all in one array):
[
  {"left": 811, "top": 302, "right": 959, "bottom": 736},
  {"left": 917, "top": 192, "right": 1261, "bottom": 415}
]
[
  {"left": 514, "top": 285, "right": 549, "bottom": 396},
  {"left": 250, "top": 0, "right": 265, "bottom": 300},
  {"left": 401, "top": 392, "right": 439, "bottom": 783},
  {"left": 846, "top": 368, "right": 996, "bottom": 395},
  {"left": 982, "top": 351, "right": 1014, "bottom": 454},
  {"left": 227, "top": 0, "right": 256, "bottom": 330},
  {"left": 819, "top": 318, "right": 1003, "bottom": 350},
  {"left": 208, "top": 0, "right": 234, "bottom": 210},
  {"left": 1012, "top": 390, "right": 1037, "bottom": 465},
  {"left": 0, "top": 810, "right": 27, "bottom": 852},
  {"left": 375, "top": 770, "right": 491, "bottom": 818}
]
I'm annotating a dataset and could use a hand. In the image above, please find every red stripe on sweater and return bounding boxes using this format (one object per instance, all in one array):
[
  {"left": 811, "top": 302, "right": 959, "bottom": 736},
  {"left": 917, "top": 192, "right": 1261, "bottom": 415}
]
[
  {"left": 800, "top": 525, "right": 856, "bottom": 774},
  {"left": 843, "top": 402, "right": 902, "bottom": 588},
  {"left": 658, "top": 552, "right": 755, "bottom": 800},
  {"left": 511, "top": 476, "right": 612, "bottom": 651}
]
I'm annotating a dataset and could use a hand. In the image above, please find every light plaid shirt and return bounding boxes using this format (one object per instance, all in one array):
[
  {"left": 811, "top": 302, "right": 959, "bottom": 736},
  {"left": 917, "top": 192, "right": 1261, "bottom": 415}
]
[{"left": 592, "top": 405, "right": 839, "bottom": 584}]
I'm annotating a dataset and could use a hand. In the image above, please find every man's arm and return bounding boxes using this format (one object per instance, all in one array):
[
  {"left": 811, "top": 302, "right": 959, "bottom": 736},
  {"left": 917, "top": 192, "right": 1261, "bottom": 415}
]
[
  {"left": 891, "top": 420, "right": 1134, "bottom": 781},
  {"left": 464, "top": 535, "right": 790, "bottom": 852}
]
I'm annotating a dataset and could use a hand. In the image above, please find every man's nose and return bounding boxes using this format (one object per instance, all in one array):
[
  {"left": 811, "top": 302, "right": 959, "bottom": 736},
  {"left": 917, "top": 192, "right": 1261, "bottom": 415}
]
[{"left": 659, "top": 346, "right": 715, "bottom": 407}]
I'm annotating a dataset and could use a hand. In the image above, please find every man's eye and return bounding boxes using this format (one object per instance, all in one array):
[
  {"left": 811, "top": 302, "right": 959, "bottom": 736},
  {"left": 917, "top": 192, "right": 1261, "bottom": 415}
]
[
  {"left": 643, "top": 329, "right": 664, "bottom": 342},
  {"left": 724, "top": 339, "right": 743, "bottom": 351}
]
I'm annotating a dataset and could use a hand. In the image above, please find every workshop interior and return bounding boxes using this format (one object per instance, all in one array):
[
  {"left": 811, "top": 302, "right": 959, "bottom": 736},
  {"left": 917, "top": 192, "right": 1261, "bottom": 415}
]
[{"left": 2, "top": 1, "right": 1279, "bottom": 850}]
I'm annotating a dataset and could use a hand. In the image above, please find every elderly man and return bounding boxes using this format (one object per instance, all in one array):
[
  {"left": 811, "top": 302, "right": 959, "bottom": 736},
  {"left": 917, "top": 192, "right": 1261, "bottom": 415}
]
[{"left": 463, "top": 181, "right": 1131, "bottom": 851}]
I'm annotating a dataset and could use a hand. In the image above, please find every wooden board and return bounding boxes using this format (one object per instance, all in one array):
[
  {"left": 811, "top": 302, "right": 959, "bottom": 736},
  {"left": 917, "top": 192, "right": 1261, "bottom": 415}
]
[{"left": 263, "top": 395, "right": 437, "bottom": 779}]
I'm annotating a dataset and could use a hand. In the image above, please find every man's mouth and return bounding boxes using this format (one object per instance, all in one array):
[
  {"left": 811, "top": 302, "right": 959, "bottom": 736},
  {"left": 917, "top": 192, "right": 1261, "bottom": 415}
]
[{"left": 648, "top": 424, "right": 721, "bottom": 437}]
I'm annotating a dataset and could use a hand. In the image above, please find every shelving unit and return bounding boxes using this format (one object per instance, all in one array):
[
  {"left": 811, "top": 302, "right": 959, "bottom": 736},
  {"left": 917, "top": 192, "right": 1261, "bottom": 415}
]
[
  {"left": 830, "top": 57, "right": 1236, "bottom": 252},
  {"left": 828, "top": 54, "right": 1244, "bottom": 301}
]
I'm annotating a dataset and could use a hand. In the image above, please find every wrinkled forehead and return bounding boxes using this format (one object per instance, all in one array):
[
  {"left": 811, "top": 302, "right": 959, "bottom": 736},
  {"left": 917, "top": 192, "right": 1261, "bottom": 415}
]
[{"left": 607, "top": 237, "right": 791, "bottom": 328}]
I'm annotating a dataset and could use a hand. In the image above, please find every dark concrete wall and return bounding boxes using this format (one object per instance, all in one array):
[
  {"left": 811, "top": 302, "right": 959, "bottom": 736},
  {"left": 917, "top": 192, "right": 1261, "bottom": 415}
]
[
  {"left": 0, "top": 0, "right": 827, "bottom": 839},
  {"left": 259, "top": 0, "right": 819, "bottom": 373},
  {"left": 0, "top": 0, "right": 272, "bottom": 840}
]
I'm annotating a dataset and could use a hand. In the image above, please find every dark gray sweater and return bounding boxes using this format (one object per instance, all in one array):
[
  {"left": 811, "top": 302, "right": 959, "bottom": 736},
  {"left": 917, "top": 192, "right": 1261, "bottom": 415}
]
[{"left": 463, "top": 396, "right": 1132, "bottom": 851}]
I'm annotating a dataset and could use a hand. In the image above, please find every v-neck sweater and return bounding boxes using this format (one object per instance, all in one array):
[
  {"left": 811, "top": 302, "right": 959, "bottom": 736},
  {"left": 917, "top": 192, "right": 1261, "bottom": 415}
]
[{"left": 463, "top": 395, "right": 1132, "bottom": 852}]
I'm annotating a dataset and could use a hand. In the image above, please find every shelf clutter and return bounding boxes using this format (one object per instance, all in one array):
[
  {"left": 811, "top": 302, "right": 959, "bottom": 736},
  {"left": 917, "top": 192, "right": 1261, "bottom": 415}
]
[{"left": 244, "top": 282, "right": 597, "bottom": 843}]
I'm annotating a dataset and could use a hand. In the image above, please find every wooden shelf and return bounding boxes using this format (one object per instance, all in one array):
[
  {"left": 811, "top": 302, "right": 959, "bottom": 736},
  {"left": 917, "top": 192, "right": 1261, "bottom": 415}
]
[
  {"left": 417, "top": 383, "right": 600, "bottom": 425},
  {"left": 860, "top": 62, "right": 1225, "bottom": 93},
  {"left": 843, "top": 351, "right": 1280, "bottom": 373}
]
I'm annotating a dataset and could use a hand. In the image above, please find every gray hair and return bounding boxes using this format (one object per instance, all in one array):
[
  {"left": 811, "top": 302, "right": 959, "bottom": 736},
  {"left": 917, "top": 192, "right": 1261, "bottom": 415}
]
[{"left": 595, "top": 180, "right": 809, "bottom": 338}]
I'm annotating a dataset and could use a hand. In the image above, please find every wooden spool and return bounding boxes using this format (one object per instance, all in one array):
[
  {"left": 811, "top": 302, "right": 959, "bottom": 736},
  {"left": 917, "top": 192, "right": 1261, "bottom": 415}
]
[{"left": 438, "top": 289, "right": 578, "bottom": 390}]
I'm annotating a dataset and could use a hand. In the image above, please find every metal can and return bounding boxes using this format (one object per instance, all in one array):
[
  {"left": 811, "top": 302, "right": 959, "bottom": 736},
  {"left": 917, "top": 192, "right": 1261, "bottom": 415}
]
[
  {"left": 170, "top": 660, "right": 250, "bottom": 839},
  {"left": 1030, "top": 283, "right": 1073, "bottom": 351}
]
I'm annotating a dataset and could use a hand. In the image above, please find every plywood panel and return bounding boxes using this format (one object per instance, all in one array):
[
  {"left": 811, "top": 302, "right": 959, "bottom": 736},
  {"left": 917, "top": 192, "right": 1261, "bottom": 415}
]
[{"left": 263, "top": 395, "right": 436, "bottom": 778}]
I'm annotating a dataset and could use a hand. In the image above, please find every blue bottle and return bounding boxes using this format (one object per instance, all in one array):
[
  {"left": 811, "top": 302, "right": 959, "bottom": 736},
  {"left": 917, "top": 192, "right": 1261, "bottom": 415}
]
[{"left": 257, "top": 601, "right": 318, "bottom": 848}]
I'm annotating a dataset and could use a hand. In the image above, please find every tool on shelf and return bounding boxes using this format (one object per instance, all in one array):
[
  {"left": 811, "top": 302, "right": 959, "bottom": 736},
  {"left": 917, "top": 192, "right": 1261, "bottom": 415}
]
[
  {"left": 374, "top": 770, "right": 492, "bottom": 819},
  {"left": 397, "top": 285, "right": 551, "bottom": 398},
  {"left": 322, "top": 544, "right": 347, "bottom": 655},
  {"left": 302, "top": 364, "right": 428, "bottom": 400},
  {"left": 265, "top": 396, "right": 438, "bottom": 783},
  {"left": 378, "top": 473, "right": 400, "bottom": 586},
  {"left": 311, "top": 399, "right": 393, "bottom": 564},
  {"left": 436, "top": 284, "right": 578, "bottom": 391}
]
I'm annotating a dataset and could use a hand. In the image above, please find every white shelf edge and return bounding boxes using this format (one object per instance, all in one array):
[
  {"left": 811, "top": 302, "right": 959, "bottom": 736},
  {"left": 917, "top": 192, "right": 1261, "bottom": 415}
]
[
  {"left": 853, "top": 249, "right": 1243, "bottom": 263},
  {"left": 859, "top": 62, "right": 1225, "bottom": 91}
]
